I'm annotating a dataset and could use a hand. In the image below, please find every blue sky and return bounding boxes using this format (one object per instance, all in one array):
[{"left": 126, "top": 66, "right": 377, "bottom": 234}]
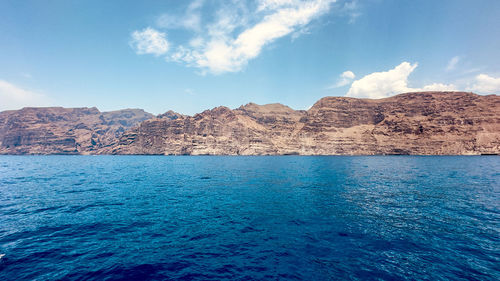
[{"left": 1, "top": 0, "right": 500, "bottom": 114}]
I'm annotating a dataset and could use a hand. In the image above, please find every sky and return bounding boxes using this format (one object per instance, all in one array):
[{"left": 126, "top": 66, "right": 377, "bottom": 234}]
[{"left": 1, "top": 0, "right": 500, "bottom": 115}]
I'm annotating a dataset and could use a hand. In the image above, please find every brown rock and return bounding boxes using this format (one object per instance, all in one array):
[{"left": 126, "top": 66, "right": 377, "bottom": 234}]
[
  {"left": 110, "top": 92, "right": 500, "bottom": 155},
  {"left": 1, "top": 92, "right": 499, "bottom": 155},
  {"left": 0, "top": 107, "right": 154, "bottom": 154}
]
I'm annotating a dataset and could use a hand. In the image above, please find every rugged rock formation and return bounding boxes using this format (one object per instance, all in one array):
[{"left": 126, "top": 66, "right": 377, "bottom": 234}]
[
  {"left": 108, "top": 92, "right": 500, "bottom": 155},
  {"left": 104, "top": 103, "right": 306, "bottom": 155},
  {"left": 0, "top": 92, "right": 498, "bottom": 155},
  {"left": 0, "top": 107, "right": 153, "bottom": 154}
]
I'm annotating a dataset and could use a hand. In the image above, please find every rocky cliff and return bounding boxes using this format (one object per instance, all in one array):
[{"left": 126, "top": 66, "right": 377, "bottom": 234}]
[
  {"left": 1, "top": 92, "right": 498, "bottom": 155},
  {"left": 108, "top": 92, "right": 500, "bottom": 155},
  {"left": 0, "top": 107, "right": 153, "bottom": 154}
]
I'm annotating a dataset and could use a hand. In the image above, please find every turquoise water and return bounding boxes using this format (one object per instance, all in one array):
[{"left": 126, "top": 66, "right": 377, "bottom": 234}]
[{"left": 0, "top": 156, "right": 499, "bottom": 280}]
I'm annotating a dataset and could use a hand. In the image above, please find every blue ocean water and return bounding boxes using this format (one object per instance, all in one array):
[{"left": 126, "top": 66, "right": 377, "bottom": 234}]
[{"left": 0, "top": 156, "right": 498, "bottom": 280}]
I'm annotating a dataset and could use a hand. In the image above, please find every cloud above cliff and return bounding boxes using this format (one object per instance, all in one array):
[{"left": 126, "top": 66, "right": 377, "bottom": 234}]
[
  {"left": 346, "top": 62, "right": 417, "bottom": 98},
  {"left": 330, "top": 70, "right": 355, "bottom": 88},
  {"left": 467, "top": 74, "right": 500, "bottom": 94},
  {"left": 346, "top": 62, "right": 457, "bottom": 98},
  {"left": 446, "top": 56, "right": 460, "bottom": 71},
  {"left": 131, "top": 0, "right": 337, "bottom": 74},
  {"left": 130, "top": 27, "right": 170, "bottom": 56},
  {"left": 0, "top": 80, "right": 51, "bottom": 111},
  {"left": 156, "top": 0, "right": 204, "bottom": 32}
]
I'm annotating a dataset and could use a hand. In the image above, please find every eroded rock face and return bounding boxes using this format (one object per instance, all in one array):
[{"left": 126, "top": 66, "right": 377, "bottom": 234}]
[
  {"left": 106, "top": 103, "right": 307, "bottom": 155},
  {"left": 0, "top": 92, "right": 498, "bottom": 155},
  {"left": 0, "top": 107, "right": 154, "bottom": 154},
  {"left": 109, "top": 92, "right": 500, "bottom": 155},
  {"left": 297, "top": 92, "right": 500, "bottom": 155}
]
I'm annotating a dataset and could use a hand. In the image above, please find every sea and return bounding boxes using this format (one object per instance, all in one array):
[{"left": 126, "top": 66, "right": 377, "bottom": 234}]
[{"left": 0, "top": 156, "right": 498, "bottom": 280}]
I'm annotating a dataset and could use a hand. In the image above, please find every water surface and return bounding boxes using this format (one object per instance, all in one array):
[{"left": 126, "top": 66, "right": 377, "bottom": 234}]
[{"left": 0, "top": 156, "right": 499, "bottom": 280}]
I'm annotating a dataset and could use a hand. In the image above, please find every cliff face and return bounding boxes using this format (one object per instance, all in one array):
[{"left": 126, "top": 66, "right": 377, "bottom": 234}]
[
  {"left": 108, "top": 92, "right": 500, "bottom": 155},
  {"left": 105, "top": 103, "right": 306, "bottom": 155},
  {"left": 0, "top": 107, "right": 153, "bottom": 154},
  {"left": 298, "top": 92, "right": 500, "bottom": 155},
  {"left": 0, "top": 92, "right": 498, "bottom": 155}
]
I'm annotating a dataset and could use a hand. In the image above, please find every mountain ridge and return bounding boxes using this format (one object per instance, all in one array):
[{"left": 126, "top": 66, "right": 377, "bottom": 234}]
[
  {"left": 0, "top": 107, "right": 154, "bottom": 154},
  {"left": 1, "top": 92, "right": 499, "bottom": 155}
]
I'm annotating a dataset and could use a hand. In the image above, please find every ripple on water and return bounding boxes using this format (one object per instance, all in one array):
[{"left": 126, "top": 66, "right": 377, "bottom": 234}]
[{"left": 0, "top": 155, "right": 498, "bottom": 280}]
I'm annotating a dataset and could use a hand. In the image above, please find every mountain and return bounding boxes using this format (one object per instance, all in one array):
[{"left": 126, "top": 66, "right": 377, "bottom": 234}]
[
  {"left": 0, "top": 92, "right": 498, "bottom": 155},
  {"left": 0, "top": 107, "right": 153, "bottom": 154},
  {"left": 108, "top": 92, "right": 500, "bottom": 155}
]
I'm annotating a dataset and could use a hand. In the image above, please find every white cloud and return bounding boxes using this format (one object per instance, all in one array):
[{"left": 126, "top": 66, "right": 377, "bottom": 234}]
[
  {"left": 346, "top": 62, "right": 457, "bottom": 99},
  {"left": 157, "top": 14, "right": 201, "bottom": 32},
  {"left": 170, "top": 0, "right": 335, "bottom": 74},
  {"left": 341, "top": 0, "right": 361, "bottom": 24},
  {"left": 291, "top": 26, "right": 311, "bottom": 41},
  {"left": 130, "top": 0, "right": 337, "bottom": 74},
  {"left": 467, "top": 74, "right": 500, "bottom": 94},
  {"left": 257, "top": 0, "right": 297, "bottom": 11},
  {"left": 446, "top": 56, "right": 460, "bottom": 71},
  {"left": 330, "top": 70, "right": 355, "bottom": 88},
  {"left": 421, "top": 83, "right": 457, "bottom": 91},
  {"left": 0, "top": 80, "right": 51, "bottom": 111},
  {"left": 156, "top": 0, "right": 204, "bottom": 31},
  {"left": 342, "top": 70, "right": 355, "bottom": 79},
  {"left": 189, "top": 37, "right": 204, "bottom": 48},
  {"left": 346, "top": 62, "right": 418, "bottom": 98},
  {"left": 130, "top": 27, "right": 169, "bottom": 56}
]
